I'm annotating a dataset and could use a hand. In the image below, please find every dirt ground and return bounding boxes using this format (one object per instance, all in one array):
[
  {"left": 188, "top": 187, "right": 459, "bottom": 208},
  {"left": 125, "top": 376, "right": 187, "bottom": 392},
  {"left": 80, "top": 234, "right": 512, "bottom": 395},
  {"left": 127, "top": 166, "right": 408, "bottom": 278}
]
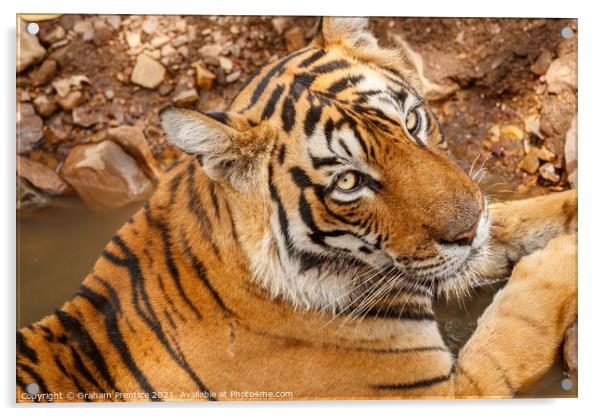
[{"left": 16, "top": 15, "right": 578, "bottom": 209}]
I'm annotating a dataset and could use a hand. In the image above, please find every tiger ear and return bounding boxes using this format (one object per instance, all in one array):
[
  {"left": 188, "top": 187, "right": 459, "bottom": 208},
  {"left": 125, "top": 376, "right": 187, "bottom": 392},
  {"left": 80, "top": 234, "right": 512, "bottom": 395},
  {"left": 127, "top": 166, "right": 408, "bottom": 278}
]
[
  {"left": 312, "top": 17, "right": 378, "bottom": 50},
  {"left": 160, "top": 107, "right": 272, "bottom": 190}
]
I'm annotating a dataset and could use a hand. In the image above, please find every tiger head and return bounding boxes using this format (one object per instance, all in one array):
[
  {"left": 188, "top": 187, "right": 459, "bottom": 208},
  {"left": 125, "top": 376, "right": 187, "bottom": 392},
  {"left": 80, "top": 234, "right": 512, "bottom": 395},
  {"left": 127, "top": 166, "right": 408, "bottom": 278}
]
[{"left": 161, "top": 17, "right": 490, "bottom": 313}]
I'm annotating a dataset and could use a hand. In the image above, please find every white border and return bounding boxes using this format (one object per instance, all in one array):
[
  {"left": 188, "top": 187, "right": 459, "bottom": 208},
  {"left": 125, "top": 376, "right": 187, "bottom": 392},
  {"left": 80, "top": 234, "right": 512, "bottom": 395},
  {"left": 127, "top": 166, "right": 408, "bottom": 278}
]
[{"left": 3, "top": 1, "right": 601, "bottom": 415}]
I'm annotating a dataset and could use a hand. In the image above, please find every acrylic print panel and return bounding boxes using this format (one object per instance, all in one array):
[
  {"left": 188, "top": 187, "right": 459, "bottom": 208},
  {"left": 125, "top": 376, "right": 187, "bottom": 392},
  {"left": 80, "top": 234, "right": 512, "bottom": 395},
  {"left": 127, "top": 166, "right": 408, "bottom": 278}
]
[{"left": 16, "top": 14, "right": 578, "bottom": 402}]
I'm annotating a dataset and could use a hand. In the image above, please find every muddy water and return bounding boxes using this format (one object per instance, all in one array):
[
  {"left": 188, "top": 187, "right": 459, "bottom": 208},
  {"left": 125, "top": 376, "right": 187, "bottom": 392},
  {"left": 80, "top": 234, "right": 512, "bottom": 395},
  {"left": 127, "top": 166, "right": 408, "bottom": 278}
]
[{"left": 16, "top": 194, "right": 575, "bottom": 398}]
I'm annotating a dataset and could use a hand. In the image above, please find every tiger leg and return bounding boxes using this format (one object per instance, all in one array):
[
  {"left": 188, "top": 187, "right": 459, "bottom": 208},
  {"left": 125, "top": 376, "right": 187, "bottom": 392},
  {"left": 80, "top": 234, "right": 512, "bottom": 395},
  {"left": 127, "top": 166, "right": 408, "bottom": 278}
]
[
  {"left": 480, "top": 189, "right": 577, "bottom": 280},
  {"left": 454, "top": 233, "right": 577, "bottom": 397}
]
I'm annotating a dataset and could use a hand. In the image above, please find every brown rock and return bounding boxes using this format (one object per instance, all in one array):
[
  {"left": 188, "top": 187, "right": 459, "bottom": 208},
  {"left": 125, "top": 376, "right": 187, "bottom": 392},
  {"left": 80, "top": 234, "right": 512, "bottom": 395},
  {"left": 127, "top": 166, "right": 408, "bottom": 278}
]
[
  {"left": 272, "top": 17, "right": 290, "bottom": 35},
  {"left": 534, "top": 145, "right": 557, "bottom": 162},
  {"left": 530, "top": 49, "right": 552, "bottom": 76},
  {"left": 72, "top": 106, "right": 103, "bottom": 127},
  {"left": 17, "top": 103, "right": 44, "bottom": 154},
  {"left": 93, "top": 21, "right": 113, "bottom": 46},
  {"left": 518, "top": 152, "right": 540, "bottom": 175},
  {"left": 39, "top": 24, "right": 66, "bottom": 45},
  {"left": 61, "top": 140, "right": 154, "bottom": 211},
  {"left": 17, "top": 155, "right": 71, "bottom": 195},
  {"left": 284, "top": 27, "right": 305, "bottom": 53},
  {"left": 57, "top": 90, "right": 84, "bottom": 111},
  {"left": 44, "top": 113, "right": 72, "bottom": 144},
  {"left": 33, "top": 94, "right": 57, "bottom": 117},
  {"left": 52, "top": 75, "right": 91, "bottom": 97},
  {"left": 17, "top": 20, "right": 46, "bottom": 73},
  {"left": 31, "top": 59, "right": 57, "bottom": 87},
  {"left": 131, "top": 54, "right": 166, "bottom": 89},
  {"left": 17, "top": 177, "right": 47, "bottom": 210},
  {"left": 544, "top": 52, "right": 577, "bottom": 94},
  {"left": 105, "top": 125, "right": 163, "bottom": 179},
  {"left": 539, "top": 162, "right": 560, "bottom": 183},
  {"left": 173, "top": 88, "right": 199, "bottom": 107},
  {"left": 500, "top": 124, "right": 524, "bottom": 141},
  {"left": 195, "top": 65, "right": 216, "bottom": 90},
  {"left": 225, "top": 70, "right": 242, "bottom": 84}
]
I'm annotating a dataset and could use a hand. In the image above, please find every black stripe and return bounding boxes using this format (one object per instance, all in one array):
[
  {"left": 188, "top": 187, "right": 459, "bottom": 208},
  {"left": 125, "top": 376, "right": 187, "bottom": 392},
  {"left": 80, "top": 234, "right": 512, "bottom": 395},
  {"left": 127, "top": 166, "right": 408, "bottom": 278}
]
[
  {"left": 298, "top": 49, "right": 326, "bottom": 68},
  {"left": 291, "top": 73, "right": 315, "bottom": 101},
  {"left": 261, "top": 84, "right": 285, "bottom": 119},
  {"left": 69, "top": 345, "right": 104, "bottom": 392},
  {"left": 17, "top": 362, "right": 50, "bottom": 402},
  {"left": 268, "top": 164, "right": 293, "bottom": 250},
  {"left": 180, "top": 234, "right": 234, "bottom": 317},
  {"left": 281, "top": 97, "right": 296, "bottom": 133},
  {"left": 327, "top": 75, "right": 364, "bottom": 95},
  {"left": 304, "top": 101, "right": 322, "bottom": 136},
  {"left": 105, "top": 237, "right": 215, "bottom": 400},
  {"left": 311, "top": 59, "right": 350, "bottom": 74},
  {"left": 374, "top": 372, "right": 452, "bottom": 390},
  {"left": 16, "top": 332, "right": 39, "bottom": 364},
  {"left": 54, "top": 305, "right": 118, "bottom": 393},
  {"left": 243, "top": 48, "right": 310, "bottom": 111}
]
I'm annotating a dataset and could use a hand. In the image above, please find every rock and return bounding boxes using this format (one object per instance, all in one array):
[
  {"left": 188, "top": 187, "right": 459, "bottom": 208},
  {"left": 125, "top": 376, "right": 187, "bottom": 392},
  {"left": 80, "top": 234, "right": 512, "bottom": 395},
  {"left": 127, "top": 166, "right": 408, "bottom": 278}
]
[
  {"left": 160, "top": 44, "right": 177, "bottom": 58},
  {"left": 125, "top": 31, "right": 141, "bottom": 48},
  {"left": 150, "top": 35, "right": 170, "bottom": 48},
  {"left": 106, "top": 15, "right": 121, "bottom": 30},
  {"left": 543, "top": 52, "right": 577, "bottom": 94},
  {"left": 539, "top": 162, "right": 560, "bottom": 183},
  {"left": 564, "top": 116, "right": 577, "bottom": 189},
  {"left": 31, "top": 59, "right": 57, "bottom": 87},
  {"left": 523, "top": 114, "right": 543, "bottom": 139},
  {"left": 61, "top": 140, "right": 154, "bottom": 211},
  {"left": 390, "top": 34, "right": 459, "bottom": 101},
  {"left": 17, "top": 20, "right": 46, "bottom": 73},
  {"left": 141, "top": 18, "right": 159, "bottom": 35},
  {"left": 17, "top": 103, "right": 44, "bottom": 154},
  {"left": 17, "top": 155, "right": 71, "bottom": 195},
  {"left": 17, "top": 177, "right": 48, "bottom": 210},
  {"left": 195, "top": 65, "right": 216, "bottom": 90},
  {"left": 563, "top": 321, "right": 578, "bottom": 378},
  {"left": 93, "top": 21, "right": 112, "bottom": 46},
  {"left": 32, "top": 94, "right": 57, "bottom": 117},
  {"left": 52, "top": 75, "right": 91, "bottom": 97},
  {"left": 219, "top": 57, "right": 233, "bottom": 72},
  {"left": 284, "top": 27, "right": 305, "bottom": 53},
  {"left": 105, "top": 125, "right": 163, "bottom": 179},
  {"left": 500, "top": 124, "right": 524, "bottom": 140},
  {"left": 272, "top": 17, "right": 290, "bottom": 35},
  {"left": 57, "top": 90, "right": 84, "bottom": 111},
  {"left": 158, "top": 84, "right": 174, "bottom": 96},
  {"left": 72, "top": 106, "right": 103, "bottom": 127},
  {"left": 199, "top": 44, "right": 222, "bottom": 59},
  {"left": 533, "top": 145, "right": 557, "bottom": 162},
  {"left": 173, "top": 34, "right": 188, "bottom": 47},
  {"left": 173, "top": 88, "right": 199, "bottom": 107},
  {"left": 44, "top": 113, "right": 72, "bottom": 144},
  {"left": 177, "top": 45, "right": 189, "bottom": 57},
  {"left": 73, "top": 20, "right": 92, "bottom": 35},
  {"left": 230, "top": 25, "right": 240, "bottom": 35},
  {"left": 518, "top": 151, "right": 540, "bottom": 175},
  {"left": 198, "top": 91, "right": 227, "bottom": 113},
  {"left": 130, "top": 54, "right": 166, "bottom": 89},
  {"left": 39, "top": 24, "right": 66, "bottom": 45},
  {"left": 225, "top": 70, "right": 242, "bottom": 83},
  {"left": 145, "top": 49, "right": 161, "bottom": 60},
  {"left": 530, "top": 49, "right": 553, "bottom": 76}
]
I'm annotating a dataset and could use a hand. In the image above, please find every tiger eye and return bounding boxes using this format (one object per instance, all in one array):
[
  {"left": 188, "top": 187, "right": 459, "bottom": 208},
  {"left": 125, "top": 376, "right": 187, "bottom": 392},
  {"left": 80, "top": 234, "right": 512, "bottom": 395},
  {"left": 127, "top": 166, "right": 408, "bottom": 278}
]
[
  {"left": 406, "top": 110, "right": 418, "bottom": 132},
  {"left": 335, "top": 171, "right": 360, "bottom": 192}
]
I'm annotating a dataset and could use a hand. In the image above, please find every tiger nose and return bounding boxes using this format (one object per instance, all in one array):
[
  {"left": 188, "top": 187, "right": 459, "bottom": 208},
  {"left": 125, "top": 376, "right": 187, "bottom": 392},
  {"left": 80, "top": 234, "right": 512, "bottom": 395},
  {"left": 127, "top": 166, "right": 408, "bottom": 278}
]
[{"left": 440, "top": 218, "right": 480, "bottom": 246}]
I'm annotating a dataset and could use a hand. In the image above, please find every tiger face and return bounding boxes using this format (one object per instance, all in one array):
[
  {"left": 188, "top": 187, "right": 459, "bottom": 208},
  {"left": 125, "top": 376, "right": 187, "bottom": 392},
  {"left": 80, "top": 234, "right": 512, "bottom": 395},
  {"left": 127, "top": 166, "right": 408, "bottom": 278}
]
[{"left": 161, "top": 18, "right": 490, "bottom": 312}]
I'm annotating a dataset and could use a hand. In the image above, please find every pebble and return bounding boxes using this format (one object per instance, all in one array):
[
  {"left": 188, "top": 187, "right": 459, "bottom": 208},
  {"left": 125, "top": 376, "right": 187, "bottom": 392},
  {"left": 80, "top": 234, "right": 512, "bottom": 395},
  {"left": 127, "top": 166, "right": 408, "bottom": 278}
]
[
  {"left": 200, "top": 44, "right": 222, "bottom": 58},
  {"left": 195, "top": 65, "right": 216, "bottom": 90},
  {"left": 500, "top": 124, "right": 524, "bottom": 140},
  {"left": 219, "top": 56, "right": 233, "bottom": 72},
  {"left": 544, "top": 53, "right": 577, "bottom": 94},
  {"left": 57, "top": 90, "right": 84, "bottom": 111},
  {"left": 530, "top": 49, "right": 552, "bottom": 76},
  {"left": 72, "top": 106, "right": 102, "bottom": 127},
  {"left": 17, "top": 155, "right": 71, "bottom": 195},
  {"left": 177, "top": 45, "right": 189, "bottom": 57},
  {"left": 150, "top": 35, "right": 170, "bottom": 48},
  {"left": 172, "top": 34, "right": 188, "bottom": 47},
  {"left": 225, "top": 70, "right": 242, "bottom": 83},
  {"left": 172, "top": 88, "right": 199, "bottom": 107},
  {"left": 17, "top": 20, "right": 46, "bottom": 73},
  {"left": 106, "top": 15, "right": 122, "bottom": 30},
  {"left": 518, "top": 151, "right": 540, "bottom": 175},
  {"left": 17, "top": 103, "right": 44, "bottom": 154},
  {"left": 31, "top": 59, "right": 57, "bottom": 87},
  {"left": 40, "top": 25, "right": 66, "bottom": 45},
  {"left": 272, "top": 17, "right": 290, "bottom": 35},
  {"left": 33, "top": 94, "right": 57, "bottom": 117},
  {"left": 141, "top": 18, "right": 159, "bottom": 35},
  {"left": 125, "top": 31, "right": 141, "bottom": 48},
  {"left": 161, "top": 44, "right": 177, "bottom": 58},
  {"left": 73, "top": 20, "right": 93, "bottom": 35},
  {"left": 130, "top": 54, "right": 166, "bottom": 89},
  {"left": 539, "top": 162, "right": 560, "bottom": 183}
]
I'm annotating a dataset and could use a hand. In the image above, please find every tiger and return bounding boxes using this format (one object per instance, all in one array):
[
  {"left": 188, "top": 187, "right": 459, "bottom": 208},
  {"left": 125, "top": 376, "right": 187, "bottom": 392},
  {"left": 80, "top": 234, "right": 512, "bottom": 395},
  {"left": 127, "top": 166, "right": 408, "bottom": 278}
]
[{"left": 16, "top": 17, "right": 577, "bottom": 402}]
